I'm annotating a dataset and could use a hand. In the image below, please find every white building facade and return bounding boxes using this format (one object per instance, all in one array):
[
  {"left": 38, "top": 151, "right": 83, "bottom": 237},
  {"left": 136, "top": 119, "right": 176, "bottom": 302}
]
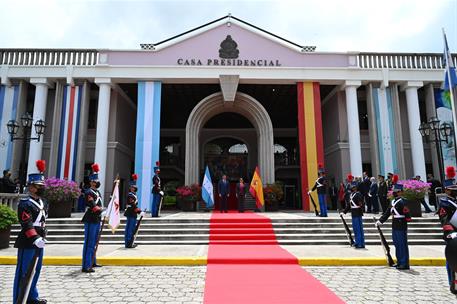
[{"left": 0, "top": 16, "right": 455, "bottom": 211}]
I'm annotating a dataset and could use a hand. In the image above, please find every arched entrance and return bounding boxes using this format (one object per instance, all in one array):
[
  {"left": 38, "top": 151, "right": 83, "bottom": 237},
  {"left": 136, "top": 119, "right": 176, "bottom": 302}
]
[
  {"left": 204, "top": 137, "right": 249, "bottom": 209},
  {"left": 185, "top": 92, "right": 274, "bottom": 185}
]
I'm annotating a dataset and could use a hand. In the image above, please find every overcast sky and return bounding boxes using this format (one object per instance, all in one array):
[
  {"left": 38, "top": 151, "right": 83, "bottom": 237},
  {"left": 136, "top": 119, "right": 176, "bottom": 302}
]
[{"left": 1, "top": 0, "right": 456, "bottom": 52}]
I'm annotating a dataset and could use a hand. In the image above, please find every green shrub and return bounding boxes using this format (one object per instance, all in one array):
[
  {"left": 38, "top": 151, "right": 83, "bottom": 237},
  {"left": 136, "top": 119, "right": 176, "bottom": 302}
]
[
  {"left": 0, "top": 205, "right": 18, "bottom": 230},
  {"left": 163, "top": 195, "right": 177, "bottom": 206},
  {"left": 164, "top": 181, "right": 180, "bottom": 196}
]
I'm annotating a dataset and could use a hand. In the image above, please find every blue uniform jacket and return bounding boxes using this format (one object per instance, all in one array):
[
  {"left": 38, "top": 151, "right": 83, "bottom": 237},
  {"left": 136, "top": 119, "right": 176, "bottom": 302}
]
[{"left": 14, "top": 197, "right": 47, "bottom": 249}]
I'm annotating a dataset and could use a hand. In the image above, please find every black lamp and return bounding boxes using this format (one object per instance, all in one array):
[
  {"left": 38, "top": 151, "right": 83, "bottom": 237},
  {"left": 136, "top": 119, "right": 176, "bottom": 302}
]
[{"left": 34, "top": 119, "right": 46, "bottom": 137}]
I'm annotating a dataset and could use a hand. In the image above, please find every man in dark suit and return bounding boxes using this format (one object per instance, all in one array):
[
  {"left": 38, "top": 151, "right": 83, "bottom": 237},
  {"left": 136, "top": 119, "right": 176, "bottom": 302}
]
[
  {"left": 1, "top": 169, "right": 17, "bottom": 193},
  {"left": 368, "top": 177, "right": 379, "bottom": 213},
  {"left": 378, "top": 175, "right": 388, "bottom": 213},
  {"left": 360, "top": 172, "right": 371, "bottom": 212},
  {"left": 218, "top": 174, "right": 230, "bottom": 213},
  {"left": 427, "top": 173, "right": 442, "bottom": 211}
]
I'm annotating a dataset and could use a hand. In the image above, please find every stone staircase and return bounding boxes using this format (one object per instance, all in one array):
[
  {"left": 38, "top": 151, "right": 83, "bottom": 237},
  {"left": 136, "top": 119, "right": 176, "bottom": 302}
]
[{"left": 9, "top": 214, "right": 444, "bottom": 246}]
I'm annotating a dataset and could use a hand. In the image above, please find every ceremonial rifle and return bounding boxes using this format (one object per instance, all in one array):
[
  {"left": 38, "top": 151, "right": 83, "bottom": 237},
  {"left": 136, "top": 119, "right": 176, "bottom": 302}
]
[
  {"left": 339, "top": 211, "right": 354, "bottom": 246},
  {"left": 157, "top": 195, "right": 164, "bottom": 217},
  {"left": 308, "top": 192, "right": 320, "bottom": 216},
  {"left": 91, "top": 175, "right": 119, "bottom": 267},
  {"left": 373, "top": 216, "right": 395, "bottom": 267},
  {"left": 16, "top": 248, "right": 41, "bottom": 304},
  {"left": 128, "top": 209, "right": 146, "bottom": 248}
]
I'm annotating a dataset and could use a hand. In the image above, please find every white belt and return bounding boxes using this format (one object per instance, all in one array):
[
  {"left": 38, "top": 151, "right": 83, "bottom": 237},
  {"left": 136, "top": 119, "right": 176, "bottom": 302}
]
[
  {"left": 393, "top": 215, "right": 405, "bottom": 218},
  {"left": 34, "top": 222, "right": 46, "bottom": 228}
]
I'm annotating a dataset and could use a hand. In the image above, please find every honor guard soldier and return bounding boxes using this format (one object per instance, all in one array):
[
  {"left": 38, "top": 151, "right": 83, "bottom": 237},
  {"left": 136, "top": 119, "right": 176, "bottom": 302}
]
[
  {"left": 124, "top": 174, "right": 145, "bottom": 248},
  {"left": 81, "top": 163, "right": 103, "bottom": 273},
  {"left": 438, "top": 166, "right": 457, "bottom": 294},
  {"left": 308, "top": 167, "right": 328, "bottom": 217},
  {"left": 376, "top": 183, "right": 411, "bottom": 270},
  {"left": 13, "top": 160, "right": 48, "bottom": 304},
  {"left": 151, "top": 161, "right": 164, "bottom": 217},
  {"left": 341, "top": 181, "right": 365, "bottom": 248}
]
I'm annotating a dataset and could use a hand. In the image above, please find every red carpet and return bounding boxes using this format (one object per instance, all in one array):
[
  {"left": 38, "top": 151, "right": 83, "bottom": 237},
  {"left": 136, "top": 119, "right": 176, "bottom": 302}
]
[{"left": 204, "top": 212, "right": 345, "bottom": 304}]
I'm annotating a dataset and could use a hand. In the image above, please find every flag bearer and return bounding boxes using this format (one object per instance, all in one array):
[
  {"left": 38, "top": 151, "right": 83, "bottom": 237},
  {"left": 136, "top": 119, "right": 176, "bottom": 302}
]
[
  {"left": 124, "top": 174, "right": 145, "bottom": 248},
  {"left": 438, "top": 166, "right": 457, "bottom": 294},
  {"left": 13, "top": 160, "right": 48, "bottom": 304},
  {"left": 341, "top": 181, "right": 365, "bottom": 248},
  {"left": 81, "top": 163, "right": 103, "bottom": 273},
  {"left": 308, "top": 167, "right": 328, "bottom": 217},
  {"left": 151, "top": 161, "right": 164, "bottom": 217},
  {"left": 376, "top": 183, "right": 411, "bottom": 270}
]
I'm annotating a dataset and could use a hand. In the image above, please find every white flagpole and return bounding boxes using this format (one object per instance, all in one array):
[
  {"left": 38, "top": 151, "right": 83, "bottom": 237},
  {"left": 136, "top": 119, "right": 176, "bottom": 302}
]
[{"left": 443, "top": 28, "right": 457, "bottom": 145}]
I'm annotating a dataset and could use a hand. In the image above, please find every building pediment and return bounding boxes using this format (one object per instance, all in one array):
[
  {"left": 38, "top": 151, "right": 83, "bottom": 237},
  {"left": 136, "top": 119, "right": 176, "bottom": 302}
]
[{"left": 101, "top": 16, "right": 354, "bottom": 68}]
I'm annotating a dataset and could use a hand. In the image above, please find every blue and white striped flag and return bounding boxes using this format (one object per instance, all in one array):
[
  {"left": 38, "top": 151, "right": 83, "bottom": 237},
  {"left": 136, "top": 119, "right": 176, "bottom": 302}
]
[
  {"left": 202, "top": 166, "right": 214, "bottom": 208},
  {"left": 443, "top": 29, "right": 457, "bottom": 91}
]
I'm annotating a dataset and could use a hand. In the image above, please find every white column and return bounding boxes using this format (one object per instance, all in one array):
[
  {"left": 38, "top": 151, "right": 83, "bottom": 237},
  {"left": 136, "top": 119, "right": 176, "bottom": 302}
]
[
  {"left": 344, "top": 81, "right": 363, "bottom": 177},
  {"left": 94, "top": 78, "right": 111, "bottom": 201},
  {"left": 27, "top": 78, "right": 51, "bottom": 175},
  {"left": 404, "top": 82, "right": 427, "bottom": 180}
]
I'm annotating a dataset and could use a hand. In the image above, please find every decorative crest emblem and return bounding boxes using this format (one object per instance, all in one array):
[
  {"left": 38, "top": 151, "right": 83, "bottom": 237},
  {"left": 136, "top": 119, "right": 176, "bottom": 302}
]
[{"left": 219, "top": 35, "right": 239, "bottom": 59}]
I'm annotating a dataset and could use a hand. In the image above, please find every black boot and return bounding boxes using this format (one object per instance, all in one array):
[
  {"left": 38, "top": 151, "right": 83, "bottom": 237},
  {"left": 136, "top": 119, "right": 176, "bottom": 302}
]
[{"left": 27, "top": 299, "right": 47, "bottom": 304}]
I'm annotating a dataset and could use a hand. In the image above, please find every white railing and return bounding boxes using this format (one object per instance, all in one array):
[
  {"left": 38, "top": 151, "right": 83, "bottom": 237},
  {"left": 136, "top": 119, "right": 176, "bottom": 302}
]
[
  {"left": 0, "top": 193, "right": 27, "bottom": 211},
  {"left": 357, "top": 52, "right": 457, "bottom": 69},
  {"left": 0, "top": 49, "right": 98, "bottom": 66}
]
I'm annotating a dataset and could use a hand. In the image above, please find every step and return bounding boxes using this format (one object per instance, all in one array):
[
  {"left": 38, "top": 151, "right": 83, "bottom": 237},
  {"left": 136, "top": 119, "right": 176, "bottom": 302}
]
[{"left": 209, "top": 234, "right": 276, "bottom": 240}]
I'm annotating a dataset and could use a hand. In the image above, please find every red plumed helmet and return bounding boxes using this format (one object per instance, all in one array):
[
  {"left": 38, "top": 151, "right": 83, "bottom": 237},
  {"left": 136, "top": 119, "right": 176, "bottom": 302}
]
[
  {"left": 91, "top": 163, "right": 100, "bottom": 173},
  {"left": 347, "top": 174, "right": 354, "bottom": 181},
  {"left": 446, "top": 166, "right": 456, "bottom": 178},
  {"left": 392, "top": 174, "right": 399, "bottom": 184},
  {"left": 156, "top": 161, "right": 160, "bottom": 166},
  {"left": 36, "top": 160, "right": 46, "bottom": 173},
  {"left": 132, "top": 174, "right": 138, "bottom": 181}
]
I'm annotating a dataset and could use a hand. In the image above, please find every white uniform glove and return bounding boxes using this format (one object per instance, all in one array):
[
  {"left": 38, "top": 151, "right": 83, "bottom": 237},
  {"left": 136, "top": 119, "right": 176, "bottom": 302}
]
[
  {"left": 159, "top": 191, "right": 164, "bottom": 196},
  {"left": 33, "top": 237, "right": 46, "bottom": 249},
  {"left": 339, "top": 212, "right": 345, "bottom": 216},
  {"left": 101, "top": 210, "right": 107, "bottom": 217},
  {"left": 448, "top": 232, "right": 457, "bottom": 239},
  {"left": 375, "top": 220, "right": 382, "bottom": 227},
  {"left": 140, "top": 211, "right": 146, "bottom": 217},
  {"left": 307, "top": 191, "right": 311, "bottom": 195}
]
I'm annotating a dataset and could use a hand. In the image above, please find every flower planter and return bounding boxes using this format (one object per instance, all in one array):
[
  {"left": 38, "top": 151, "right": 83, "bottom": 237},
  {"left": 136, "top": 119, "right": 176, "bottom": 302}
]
[
  {"left": 181, "top": 198, "right": 196, "bottom": 211},
  {"left": 406, "top": 199, "right": 422, "bottom": 217},
  {"left": 47, "top": 200, "right": 74, "bottom": 218},
  {"left": 265, "top": 200, "right": 279, "bottom": 212},
  {"left": 0, "top": 227, "right": 11, "bottom": 249}
]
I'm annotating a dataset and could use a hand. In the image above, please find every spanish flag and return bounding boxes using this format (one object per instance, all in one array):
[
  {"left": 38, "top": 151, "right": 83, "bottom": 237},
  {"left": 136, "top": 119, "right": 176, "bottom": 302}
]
[{"left": 249, "top": 166, "right": 264, "bottom": 208}]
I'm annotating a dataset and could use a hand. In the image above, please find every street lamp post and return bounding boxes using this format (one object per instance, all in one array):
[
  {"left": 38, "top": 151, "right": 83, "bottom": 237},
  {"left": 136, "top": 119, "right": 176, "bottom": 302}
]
[
  {"left": 419, "top": 117, "right": 453, "bottom": 184},
  {"left": 6, "top": 113, "right": 46, "bottom": 189}
]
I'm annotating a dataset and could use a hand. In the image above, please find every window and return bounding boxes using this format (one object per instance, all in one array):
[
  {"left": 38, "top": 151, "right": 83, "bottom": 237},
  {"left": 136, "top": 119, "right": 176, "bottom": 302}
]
[{"left": 228, "top": 144, "right": 248, "bottom": 154}]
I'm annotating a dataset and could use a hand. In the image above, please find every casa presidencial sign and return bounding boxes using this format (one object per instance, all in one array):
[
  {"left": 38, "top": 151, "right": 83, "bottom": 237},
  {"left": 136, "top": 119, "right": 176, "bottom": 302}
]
[{"left": 177, "top": 35, "right": 282, "bottom": 67}]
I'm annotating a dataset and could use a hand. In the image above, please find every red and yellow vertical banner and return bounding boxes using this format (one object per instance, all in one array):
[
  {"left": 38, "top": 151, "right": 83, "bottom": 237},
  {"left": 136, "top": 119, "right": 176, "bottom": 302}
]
[{"left": 297, "top": 82, "right": 324, "bottom": 212}]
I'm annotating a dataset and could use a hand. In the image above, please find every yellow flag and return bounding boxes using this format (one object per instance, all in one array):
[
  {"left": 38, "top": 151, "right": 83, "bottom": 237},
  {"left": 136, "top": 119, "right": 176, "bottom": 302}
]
[{"left": 249, "top": 166, "right": 264, "bottom": 208}]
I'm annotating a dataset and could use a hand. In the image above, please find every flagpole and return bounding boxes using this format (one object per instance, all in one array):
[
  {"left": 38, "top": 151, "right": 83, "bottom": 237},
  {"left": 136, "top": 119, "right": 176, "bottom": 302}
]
[{"left": 443, "top": 28, "right": 457, "bottom": 145}]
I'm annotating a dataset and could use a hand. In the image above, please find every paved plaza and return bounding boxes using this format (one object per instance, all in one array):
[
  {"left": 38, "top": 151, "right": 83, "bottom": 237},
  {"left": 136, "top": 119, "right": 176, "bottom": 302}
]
[{"left": 1, "top": 265, "right": 455, "bottom": 303}]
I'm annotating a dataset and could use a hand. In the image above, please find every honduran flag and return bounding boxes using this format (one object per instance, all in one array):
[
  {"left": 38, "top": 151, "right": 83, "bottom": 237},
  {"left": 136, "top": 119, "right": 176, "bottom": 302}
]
[
  {"left": 202, "top": 166, "right": 214, "bottom": 208},
  {"left": 56, "top": 85, "right": 82, "bottom": 180},
  {"left": 443, "top": 29, "right": 457, "bottom": 91}
]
